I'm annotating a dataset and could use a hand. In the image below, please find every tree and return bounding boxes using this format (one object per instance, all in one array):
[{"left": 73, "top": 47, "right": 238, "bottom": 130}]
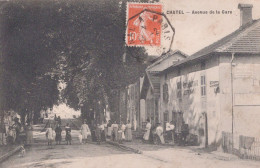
[{"left": 0, "top": 0, "right": 150, "bottom": 123}]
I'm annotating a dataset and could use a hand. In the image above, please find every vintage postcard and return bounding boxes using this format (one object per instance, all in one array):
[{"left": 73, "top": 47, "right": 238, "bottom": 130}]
[{"left": 0, "top": 0, "right": 260, "bottom": 168}]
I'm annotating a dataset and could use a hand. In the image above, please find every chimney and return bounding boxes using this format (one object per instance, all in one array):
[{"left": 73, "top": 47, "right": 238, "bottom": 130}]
[{"left": 238, "top": 4, "right": 253, "bottom": 27}]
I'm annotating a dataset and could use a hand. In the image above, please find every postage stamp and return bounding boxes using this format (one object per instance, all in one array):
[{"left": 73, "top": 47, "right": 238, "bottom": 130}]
[{"left": 126, "top": 3, "right": 163, "bottom": 47}]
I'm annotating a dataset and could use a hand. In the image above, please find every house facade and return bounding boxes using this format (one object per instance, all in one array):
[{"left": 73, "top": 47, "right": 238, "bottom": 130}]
[
  {"left": 140, "top": 50, "right": 188, "bottom": 127},
  {"left": 158, "top": 4, "right": 260, "bottom": 150}
]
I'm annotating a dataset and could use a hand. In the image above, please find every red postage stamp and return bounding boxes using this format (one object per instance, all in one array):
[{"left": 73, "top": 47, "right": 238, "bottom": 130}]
[{"left": 126, "top": 3, "right": 162, "bottom": 47}]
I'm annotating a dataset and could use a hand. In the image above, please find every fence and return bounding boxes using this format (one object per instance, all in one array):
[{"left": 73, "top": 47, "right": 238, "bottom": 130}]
[{"left": 222, "top": 131, "right": 260, "bottom": 161}]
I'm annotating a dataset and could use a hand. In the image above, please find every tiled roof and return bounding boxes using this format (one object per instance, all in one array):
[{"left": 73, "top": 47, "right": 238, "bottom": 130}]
[{"left": 160, "top": 19, "right": 260, "bottom": 74}]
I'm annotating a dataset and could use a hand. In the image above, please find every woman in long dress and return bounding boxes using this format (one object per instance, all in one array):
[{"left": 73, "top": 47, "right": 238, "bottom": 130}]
[
  {"left": 80, "top": 121, "right": 90, "bottom": 144},
  {"left": 111, "top": 121, "right": 118, "bottom": 142},
  {"left": 125, "top": 120, "right": 132, "bottom": 141},
  {"left": 143, "top": 119, "right": 151, "bottom": 141},
  {"left": 46, "top": 124, "right": 54, "bottom": 147},
  {"left": 121, "top": 122, "right": 126, "bottom": 141}
]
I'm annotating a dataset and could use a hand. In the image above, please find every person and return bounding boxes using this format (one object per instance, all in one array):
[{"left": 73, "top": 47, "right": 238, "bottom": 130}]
[
  {"left": 46, "top": 124, "right": 54, "bottom": 147},
  {"left": 111, "top": 121, "right": 118, "bottom": 142},
  {"left": 121, "top": 122, "right": 126, "bottom": 141},
  {"left": 54, "top": 114, "right": 57, "bottom": 122},
  {"left": 170, "top": 121, "right": 175, "bottom": 144},
  {"left": 65, "top": 123, "right": 72, "bottom": 145},
  {"left": 117, "top": 122, "right": 124, "bottom": 144},
  {"left": 57, "top": 116, "right": 61, "bottom": 125},
  {"left": 26, "top": 122, "right": 33, "bottom": 145},
  {"left": 96, "top": 123, "right": 101, "bottom": 144},
  {"left": 156, "top": 123, "right": 165, "bottom": 144},
  {"left": 100, "top": 121, "right": 106, "bottom": 142},
  {"left": 143, "top": 119, "right": 151, "bottom": 141},
  {"left": 166, "top": 121, "right": 175, "bottom": 144},
  {"left": 0, "top": 120, "right": 6, "bottom": 145},
  {"left": 55, "top": 124, "right": 62, "bottom": 145},
  {"left": 13, "top": 117, "right": 21, "bottom": 143},
  {"left": 19, "top": 125, "right": 27, "bottom": 144},
  {"left": 103, "top": 120, "right": 108, "bottom": 139},
  {"left": 107, "top": 120, "right": 112, "bottom": 139},
  {"left": 181, "top": 122, "right": 189, "bottom": 146},
  {"left": 125, "top": 120, "right": 132, "bottom": 141},
  {"left": 80, "top": 120, "right": 90, "bottom": 144}
]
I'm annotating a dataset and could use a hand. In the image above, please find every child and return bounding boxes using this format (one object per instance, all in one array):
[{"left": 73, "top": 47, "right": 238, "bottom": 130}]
[{"left": 65, "top": 123, "right": 72, "bottom": 145}]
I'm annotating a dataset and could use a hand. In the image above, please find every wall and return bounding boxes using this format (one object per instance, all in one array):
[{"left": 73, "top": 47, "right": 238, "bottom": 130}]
[
  {"left": 126, "top": 82, "right": 140, "bottom": 130},
  {"left": 221, "top": 54, "right": 260, "bottom": 149},
  {"left": 159, "top": 55, "right": 221, "bottom": 147}
]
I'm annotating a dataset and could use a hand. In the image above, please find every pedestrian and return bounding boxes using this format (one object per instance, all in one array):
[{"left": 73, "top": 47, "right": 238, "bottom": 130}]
[
  {"left": 96, "top": 123, "right": 101, "bottom": 144},
  {"left": 46, "top": 123, "right": 54, "bottom": 147},
  {"left": 170, "top": 121, "right": 175, "bottom": 144},
  {"left": 111, "top": 121, "right": 118, "bottom": 142},
  {"left": 181, "top": 122, "right": 189, "bottom": 146},
  {"left": 121, "top": 122, "right": 126, "bottom": 141},
  {"left": 107, "top": 120, "right": 112, "bottom": 139},
  {"left": 0, "top": 119, "right": 6, "bottom": 145},
  {"left": 55, "top": 124, "right": 62, "bottom": 145},
  {"left": 155, "top": 123, "right": 165, "bottom": 144},
  {"left": 125, "top": 120, "right": 132, "bottom": 141},
  {"left": 80, "top": 120, "right": 90, "bottom": 144},
  {"left": 100, "top": 121, "right": 106, "bottom": 142},
  {"left": 26, "top": 122, "right": 33, "bottom": 145},
  {"left": 65, "top": 123, "right": 72, "bottom": 145},
  {"left": 57, "top": 116, "right": 61, "bottom": 125},
  {"left": 143, "top": 119, "right": 151, "bottom": 142},
  {"left": 166, "top": 121, "right": 175, "bottom": 144},
  {"left": 117, "top": 122, "right": 124, "bottom": 144},
  {"left": 13, "top": 117, "right": 21, "bottom": 144}
]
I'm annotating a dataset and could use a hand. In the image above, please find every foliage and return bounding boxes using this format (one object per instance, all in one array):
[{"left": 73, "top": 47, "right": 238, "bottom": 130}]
[{"left": 0, "top": 0, "right": 149, "bottom": 121}]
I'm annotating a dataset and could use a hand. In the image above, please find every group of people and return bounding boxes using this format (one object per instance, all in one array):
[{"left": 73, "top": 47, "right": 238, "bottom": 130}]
[
  {"left": 0, "top": 113, "right": 33, "bottom": 146},
  {"left": 143, "top": 119, "right": 175, "bottom": 145},
  {"left": 79, "top": 120, "right": 133, "bottom": 144},
  {"left": 45, "top": 122, "right": 72, "bottom": 147},
  {"left": 109, "top": 120, "right": 132, "bottom": 143}
]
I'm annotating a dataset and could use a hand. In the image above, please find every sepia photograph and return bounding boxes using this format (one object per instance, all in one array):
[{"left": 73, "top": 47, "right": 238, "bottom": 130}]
[{"left": 0, "top": 0, "right": 260, "bottom": 167}]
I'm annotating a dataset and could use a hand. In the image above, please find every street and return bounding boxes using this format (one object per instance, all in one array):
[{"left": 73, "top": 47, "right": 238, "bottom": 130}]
[{"left": 1, "top": 124, "right": 260, "bottom": 168}]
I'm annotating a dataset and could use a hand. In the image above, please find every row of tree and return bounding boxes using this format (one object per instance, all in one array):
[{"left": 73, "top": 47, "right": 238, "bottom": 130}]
[{"left": 0, "top": 0, "right": 156, "bottom": 124}]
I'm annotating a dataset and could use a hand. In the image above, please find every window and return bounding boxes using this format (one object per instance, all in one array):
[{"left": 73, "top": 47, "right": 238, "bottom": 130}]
[
  {"left": 163, "top": 83, "right": 169, "bottom": 102},
  {"left": 201, "top": 75, "right": 206, "bottom": 96}
]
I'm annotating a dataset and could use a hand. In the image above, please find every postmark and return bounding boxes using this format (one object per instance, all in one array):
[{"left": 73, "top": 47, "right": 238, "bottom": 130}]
[{"left": 126, "top": 3, "right": 162, "bottom": 47}]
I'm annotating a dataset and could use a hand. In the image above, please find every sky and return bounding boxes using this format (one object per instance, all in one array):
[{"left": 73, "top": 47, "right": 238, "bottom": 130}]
[{"left": 156, "top": 0, "right": 260, "bottom": 56}]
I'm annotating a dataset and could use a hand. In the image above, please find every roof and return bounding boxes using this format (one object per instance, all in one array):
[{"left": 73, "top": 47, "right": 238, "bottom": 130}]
[
  {"left": 160, "top": 19, "right": 260, "bottom": 75},
  {"left": 140, "top": 50, "right": 188, "bottom": 99},
  {"left": 147, "top": 50, "right": 188, "bottom": 71}
]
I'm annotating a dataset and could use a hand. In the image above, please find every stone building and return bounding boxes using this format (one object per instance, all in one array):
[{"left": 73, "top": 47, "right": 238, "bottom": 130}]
[{"left": 158, "top": 4, "right": 260, "bottom": 149}]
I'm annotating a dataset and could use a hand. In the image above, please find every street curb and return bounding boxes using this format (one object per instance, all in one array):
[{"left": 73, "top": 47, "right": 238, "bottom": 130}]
[
  {"left": 0, "top": 145, "right": 23, "bottom": 163},
  {"left": 106, "top": 141, "right": 142, "bottom": 154}
]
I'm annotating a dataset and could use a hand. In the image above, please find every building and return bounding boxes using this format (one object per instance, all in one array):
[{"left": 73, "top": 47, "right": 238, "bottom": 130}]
[
  {"left": 140, "top": 50, "right": 188, "bottom": 128},
  {"left": 158, "top": 4, "right": 260, "bottom": 150}
]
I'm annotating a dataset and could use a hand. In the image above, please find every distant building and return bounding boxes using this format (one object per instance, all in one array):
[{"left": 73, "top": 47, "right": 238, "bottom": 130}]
[{"left": 158, "top": 4, "right": 260, "bottom": 150}]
